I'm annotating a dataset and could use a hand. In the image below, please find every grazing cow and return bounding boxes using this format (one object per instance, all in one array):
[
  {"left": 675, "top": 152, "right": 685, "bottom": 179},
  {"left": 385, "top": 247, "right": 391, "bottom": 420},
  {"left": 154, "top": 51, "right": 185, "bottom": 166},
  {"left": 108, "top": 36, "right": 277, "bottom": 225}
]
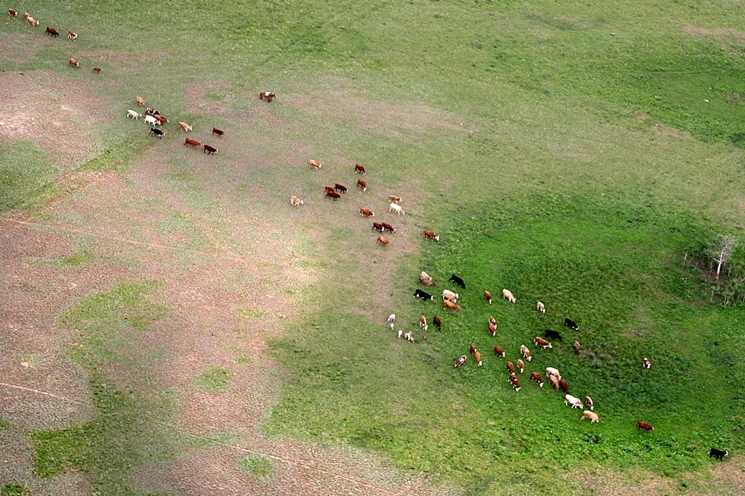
[
  {"left": 419, "top": 271, "right": 434, "bottom": 286},
  {"left": 489, "top": 315, "right": 497, "bottom": 325},
  {"left": 259, "top": 91, "right": 276, "bottom": 102},
  {"left": 357, "top": 179, "right": 367, "bottom": 191},
  {"left": 326, "top": 191, "right": 341, "bottom": 200},
  {"left": 581, "top": 411, "right": 600, "bottom": 423},
  {"left": 509, "top": 374, "right": 521, "bottom": 392},
  {"left": 377, "top": 235, "right": 389, "bottom": 246},
  {"left": 203, "top": 144, "right": 218, "bottom": 154},
  {"left": 354, "top": 163, "right": 366, "bottom": 175},
  {"left": 419, "top": 315, "right": 428, "bottom": 331},
  {"left": 488, "top": 321, "right": 497, "bottom": 336},
  {"left": 564, "top": 395, "right": 583, "bottom": 409},
  {"left": 537, "top": 301, "right": 545, "bottom": 313},
  {"left": 26, "top": 15, "right": 39, "bottom": 26},
  {"left": 559, "top": 379, "right": 569, "bottom": 393},
  {"left": 494, "top": 345, "right": 505, "bottom": 358},
  {"left": 414, "top": 289, "right": 434, "bottom": 301},
  {"left": 643, "top": 358, "right": 651, "bottom": 370},
  {"left": 388, "top": 314, "right": 396, "bottom": 324},
  {"left": 144, "top": 115, "right": 158, "bottom": 126},
  {"left": 403, "top": 331, "right": 414, "bottom": 342},
  {"left": 573, "top": 340, "right": 581, "bottom": 354},
  {"left": 179, "top": 122, "right": 192, "bottom": 132},
  {"left": 433, "top": 315, "right": 441, "bottom": 330},
  {"left": 146, "top": 108, "right": 160, "bottom": 116},
  {"left": 502, "top": 289, "right": 516, "bottom": 303},
  {"left": 442, "top": 300, "right": 460, "bottom": 310},
  {"left": 69, "top": 58, "right": 79, "bottom": 67},
  {"left": 709, "top": 448, "right": 729, "bottom": 460},
  {"left": 544, "top": 329, "right": 562, "bottom": 341},
  {"left": 483, "top": 290, "right": 492, "bottom": 304},
  {"left": 637, "top": 421, "right": 654, "bottom": 432},
  {"left": 534, "top": 336, "right": 552, "bottom": 349},
  {"left": 212, "top": 127, "right": 224, "bottom": 136},
  {"left": 549, "top": 374, "right": 560, "bottom": 390},
  {"left": 520, "top": 345, "right": 532, "bottom": 362},
  {"left": 68, "top": 30, "right": 78, "bottom": 40},
  {"left": 184, "top": 138, "right": 200, "bottom": 148},
  {"left": 372, "top": 222, "right": 384, "bottom": 232},
  {"left": 585, "top": 396, "right": 594, "bottom": 411},
  {"left": 382, "top": 222, "right": 395, "bottom": 234},
  {"left": 517, "top": 359, "right": 525, "bottom": 373},
  {"left": 442, "top": 289, "right": 458, "bottom": 302},
  {"left": 449, "top": 274, "right": 466, "bottom": 289},
  {"left": 127, "top": 110, "right": 142, "bottom": 120},
  {"left": 423, "top": 230, "right": 440, "bottom": 241},
  {"left": 135, "top": 96, "right": 145, "bottom": 106},
  {"left": 324, "top": 186, "right": 335, "bottom": 194},
  {"left": 388, "top": 195, "right": 402, "bottom": 204},
  {"left": 334, "top": 183, "right": 348, "bottom": 193},
  {"left": 154, "top": 115, "right": 168, "bottom": 124},
  {"left": 389, "top": 203, "right": 404, "bottom": 215},
  {"left": 506, "top": 361, "right": 515, "bottom": 374},
  {"left": 92, "top": 67, "right": 102, "bottom": 74},
  {"left": 46, "top": 27, "right": 59, "bottom": 37},
  {"left": 530, "top": 371, "right": 544, "bottom": 387},
  {"left": 359, "top": 208, "right": 374, "bottom": 217},
  {"left": 9, "top": 9, "right": 17, "bottom": 18},
  {"left": 564, "top": 318, "right": 579, "bottom": 330},
  {"left": 150, "top": 128, "right": 165, "bottom": 138},
  {"left": 469, "top": 343, "right": 476, "bottom": 355},
  {"left": 474, "top": 350, "right": 482, "bottom": 366},
  {"left": 290, "top": 196, "right": 304, "bottom": 206},
  {"left": 309, "top": 159, "right": 321, "bottom": 171},
  {"left": 546, "top": 367, "right": 561, "bottom": 380},
  {"left": 455, "top": 355, "right": 467, "bottom": 368}
]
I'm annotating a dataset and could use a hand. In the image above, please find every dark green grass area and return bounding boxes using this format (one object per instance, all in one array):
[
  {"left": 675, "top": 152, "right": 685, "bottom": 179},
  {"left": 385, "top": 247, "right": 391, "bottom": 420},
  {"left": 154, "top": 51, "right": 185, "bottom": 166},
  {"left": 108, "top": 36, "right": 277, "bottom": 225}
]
[
  {"left": 267, "top": 196, "right": 745, "bottom": 488},
  {"left": 0, "top": 485, "right": 30, "bottom": 496},
  {"left": 0, "top": 140, "right": 59, "bottom": 214}
]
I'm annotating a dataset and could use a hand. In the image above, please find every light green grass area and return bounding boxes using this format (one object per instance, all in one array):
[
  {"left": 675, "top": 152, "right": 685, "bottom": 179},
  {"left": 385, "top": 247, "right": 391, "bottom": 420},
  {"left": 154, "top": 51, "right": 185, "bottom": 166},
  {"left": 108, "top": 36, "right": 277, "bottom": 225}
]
[
  {"left": 194, "top": 366, "right": 235, "bottom": 392},
  {"left": 238, "top": 454, "right": 275, "bottom": 481},
  {"left": 0, "top": 140, "right": 59, "bottom": 213}
]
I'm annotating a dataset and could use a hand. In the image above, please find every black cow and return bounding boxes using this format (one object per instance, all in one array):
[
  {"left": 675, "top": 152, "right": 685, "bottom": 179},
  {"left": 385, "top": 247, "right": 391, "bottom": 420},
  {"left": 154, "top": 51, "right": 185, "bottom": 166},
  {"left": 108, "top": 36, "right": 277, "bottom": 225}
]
[
  {"left": 564, "top": 318, "right": 579, "bottom": 331},
  {"left": 334, "top": 183, "right": 348, "bottom": 193},
  {"left": 203, "top": 144, "right": 218, "bottom": 154},
  {"left": 709, "top": 448, "right": 729, "bottom": 460},
  {"left": 544, "top": 329, "right": 563, "bottom": 341},
  {"left": 449, "top": 274, "right": 466, "bottom": 289},
  {"left": 150, "top": 127, "right": 165, "bottom": 138},
  {"left": 414, "top": 289, "right": 433, "bottom": 300}
]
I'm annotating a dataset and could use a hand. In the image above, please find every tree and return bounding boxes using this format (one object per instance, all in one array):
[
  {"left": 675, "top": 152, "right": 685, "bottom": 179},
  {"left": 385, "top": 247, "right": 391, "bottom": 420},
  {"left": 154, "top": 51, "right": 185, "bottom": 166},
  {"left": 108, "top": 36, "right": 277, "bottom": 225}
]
[{"left": 707, "top": 234, "right": 738, "bottom": 281}]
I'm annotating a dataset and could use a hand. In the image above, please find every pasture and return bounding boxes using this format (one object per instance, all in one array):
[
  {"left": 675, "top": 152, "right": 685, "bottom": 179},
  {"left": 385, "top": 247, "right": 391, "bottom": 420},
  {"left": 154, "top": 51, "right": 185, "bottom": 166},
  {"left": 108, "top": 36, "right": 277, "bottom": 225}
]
[{"left": 1, "top": 0, "right": 745, "bottom": 494}]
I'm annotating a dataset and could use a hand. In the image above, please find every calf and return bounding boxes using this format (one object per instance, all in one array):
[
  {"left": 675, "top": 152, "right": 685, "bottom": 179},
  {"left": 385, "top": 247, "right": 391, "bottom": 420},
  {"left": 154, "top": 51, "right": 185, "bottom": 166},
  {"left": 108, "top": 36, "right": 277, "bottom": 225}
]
[
  {"left": 150, "top": 128, "right": 165, "bottom": 138},
  {"left": 546, "top": 367, "right": 561, "bottom": 381},
  {"left": 520, "top": 344, "right": 532, "bottom": 362},
  {"left": 144, "top": 115, "right": 158, "bottom": 126},
  {"left": 127, "top": 110, "right": 142, "bottom": 120},
  {"left": 473, "top": 350, "right": 482, "bottom": 366},
  {"left": 534, "top": 336, "right": 552, "bottom": 349},
  {"left": 573, "top": 340, "right": 581, "bottom": 354},
  {"left": 506, "top": 361, "right": 515, "bottom": 374},
  {"left": 414, "top": 289, "right": 433, "bottom": 301},
  {"left": 376, "top": 235, "right": 389, "bottom": 246},
  {"left": 433, "top": 315, "right": 441, "bottom": 331},
  {"left": 8, "top": 9, "right": 17, "bottom": 18},
  {"left": 357, "top": 179, "right": 367, "bottom": 191},
  {"left": 212, "top": 127, "right": 224, "bottom": 136},
  {"left": 544, "top": 329, "right": 562, "bottom": 341},
  {"left": 454, "top": 355, "right": 467, "bottom": 368},
  {"left": 484, "top": 290, "right": 492, "bottom": 304},
  {"left": 354, "top": 163, "right": 366, "bottom": 175},
  {"left": 388, "top": 195, "right": 401, "bottom": 204},
  {"left": 309, "top": 159, "right": 321, "bottom": 171},
  {"left": 442, "top": 300, "right": 460, "bottom": 310},
  {"left": 419, "top": 315, "right": 428, "bottom": 331},
  {"left": 442, "top": 290, "right": 458, "bottom": 303},
  {"left": 449, "top": 274, "right": 466, "bottom": 289},
  {"left": 637, "top": 421, "right": 654, "bottom": 432},
  {"left": 709, "top": 448, "right": 729, "bottom": 460},
  {"left": 203, "top": 144, "right": 218, "bottom": 154},
  {"left": 381, "top": 222, "right": 395, "bottom": 234},
  {"left": 517, "top": 359, "right": 525, "bottom": 373},
  {"left": 643, "top": 358, "right": 651, "bottom": 370},
  {"left": 585, "top": 396, "right": 594, "bottom": 411},
  {"left": 389, "top": 203, "right": 404, "bottom": 215},
  {"left": 334, "top": 183, "right": 348, "bottom": 193},
  {"left": 530, "top": 371, "right": 544, "bottom": 387},
  {"left": 92, "top": 67, "right": 102, "bottom": 74},
  {"left": 179, "top": 122, "right": 193, "bottom": 132},
  {"left": 419, "top": 271, "right": 434, "bottom": 286},
  {"left": 502, "top": 289, "right": 516, "bottom": 303},
  {"left": 488, "top": 321, "right": 497, "bottom": 336},
  {"left": 564, "top": 394, "right": 583, "bottom": 409},
  {"left": 290, "top": 196, "right": 304, "bottom": 206},
  {"left": 359, "top": 208, "right": 374, "bottom": 217},
  {"left": 494, "top": 345, "right": 505, "bottom": 358},
  {"left": 68, "top": 31, "right": 78, "bottom": 40},
  {"left": 581, "top": 411, "right": 599, "bottom": 423},
  {"left": 184, "top": 138, "right": 200, "bottom": 148},
  {"left": 45, "top": 27, "right": 59, "bottom": 37},
  {"left": 423, "top": 230, "right": 440, "bottom": 241},
  {"left": 135, "top": 96, "right": 145, "bottom": 106},
  {"left": 372, "top": 222, "right": 384, "bottom": 232},
  {"left": 559, "top": 379, "right": 569, "bottom": 393},
  {"left": 326, "top": 191, "right": 341, "bottom": 200},
  {"left": 537, "top": 301, "right": 545, "bottom": 313},
  {"left": 259, "top": 91, "right": 276, "bottom": 102},
  {"left": 69, "top": 58, "right": 79, "bottom": 67},
  {"left": 564, "top": 318, "right": 579, "bottom": 330}
]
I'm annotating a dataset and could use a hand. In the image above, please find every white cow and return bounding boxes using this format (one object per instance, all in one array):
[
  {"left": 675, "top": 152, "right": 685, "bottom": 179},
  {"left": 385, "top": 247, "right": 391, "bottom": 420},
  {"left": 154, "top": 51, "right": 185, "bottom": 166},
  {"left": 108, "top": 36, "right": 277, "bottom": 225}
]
[
  {"left": 127, "top": 109, "right": 142, "bottom": 120},
  {"left": 564, "top": 394, "right": 583, "bottom": 409},
  {"left": 144, "top": 115, "right": 158, "bottom": 126},
  {"left": 546, "top": 367, "right": 561, "bottom": 381},
  {"left": 389, "top": 203, "right": 404, "bottom": 215},
  {"left": 502, "top": 289, "right": 516, "bottom": 303},
  {"left": 442, "top": 290, "right": 459, "bottom": 302}
]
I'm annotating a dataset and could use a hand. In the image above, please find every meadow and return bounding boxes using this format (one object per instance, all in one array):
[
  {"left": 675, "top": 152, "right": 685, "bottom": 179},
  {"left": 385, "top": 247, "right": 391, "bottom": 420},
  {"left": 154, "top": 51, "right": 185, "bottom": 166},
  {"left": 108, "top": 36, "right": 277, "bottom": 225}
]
[{"left": 1, "top": 0, "right": 745, "bottom": 494}]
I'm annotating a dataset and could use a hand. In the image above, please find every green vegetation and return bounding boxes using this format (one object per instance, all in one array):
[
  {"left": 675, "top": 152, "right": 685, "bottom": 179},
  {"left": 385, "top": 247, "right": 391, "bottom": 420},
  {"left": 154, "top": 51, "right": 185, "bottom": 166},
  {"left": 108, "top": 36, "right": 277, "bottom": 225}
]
[
  {"left": 1, "top": 485, "right": 30, "bottom": 496},
  {"left": 238, "top": 454, "right": 275, "bottom": 481},
  {"left": 30, "top": 248, "right": 96, "bottom": 269},
  {"left": 0, "top": 140, "right": 58, "bottom": 213},
  {"left": 195, "top": 366, "right": 235, "bottom": 392}
]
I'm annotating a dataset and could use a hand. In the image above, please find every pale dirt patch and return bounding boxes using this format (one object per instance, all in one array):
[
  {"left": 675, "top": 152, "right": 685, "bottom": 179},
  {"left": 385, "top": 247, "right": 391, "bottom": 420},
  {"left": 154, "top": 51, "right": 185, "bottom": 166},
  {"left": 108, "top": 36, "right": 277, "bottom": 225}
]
[
  {"left": 652, "top": 123, "right": 692, "bottom": 139},
  {"left": 683, "top": 24, "right": 745, "bottom": 45}
]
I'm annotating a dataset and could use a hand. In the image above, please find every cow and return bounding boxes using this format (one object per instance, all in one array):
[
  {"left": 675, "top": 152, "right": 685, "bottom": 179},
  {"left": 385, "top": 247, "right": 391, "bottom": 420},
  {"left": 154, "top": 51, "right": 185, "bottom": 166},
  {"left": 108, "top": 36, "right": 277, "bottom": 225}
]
[
  {"left": 573, "top": 340, "right": 581, "bottom": 354},
  {"left": 506, "top": 361, "right": 515, "bottom": 374},
  {"left": 433, "top": 315, "right": 441, "bottom": 330},
  {"left": 549, "top": 374, "right": 560, "bottom": 390},
  {"left": 45, "top": 27, "right": 59, "bottom": 37},
  {"left": 489, "top": 315, "right": 497, "bottom": 326},
  {"left": 488, "top": 321, "right": 497, "bottom": 336},
  {"left": 481, "top": 290, "right": 492, "bottom": 304},
  {"left": 520, "top": 345, "right": 532, "bottom": 362},
  {"left": 290, "top": 196, "right": 304, "bottom": 206},
  {"left": 212, "top": 127, "right": 224, "bottom": 136},
  {"left": 544, "top": 329, "right": 562, "bottom": 342},
  {"left": 537, "top": 301, "right": 545, "bottom": 313},
  {"left": 559, "top": 379, "right": 569, "bottom": 393},
  {"left": 442, "top": 290, "right": 458, "bottom": 303},
  {"left": 69, "top": 58, "right": 79, "bottom": 67},
  {"left": 179, "top": 122, "right": 192, "bottom": 132},
  {"left": 564, "top": 318, "right": 579, "bottom": 330},
  {"left": 150, "top": 128, "right": 165, "bottom": 138},
  {"left": 449, "top": 274, "right": 466, "bottom": 289},
  {"left": 372, "top": 222, "right": 384, "bottom": 232},
  {"left": 259, "top": 91, "right": 276, "bottom": 102},
  {"left": 502, "top": 289, "right": 516, "bottom": 303},
  {"left": 334, "top": 183, "right": 348, "bottom": 193},
  {"left": 509, "top": 374, "right": 521, "bottom": 392},
  {"left": 419, "top": 271, "right": 434, "bottom": 286},
  {"left": 473, "top": 350, "right": 482, "bottom": 366},
  {"left": 326, "top": 191, "right": 341, "bottom": 200},
  {"left": 184, "top": 138, "right": 200, "bottom": 148},
  {"left": 494, "top": 345, "right": 505, "bottom": 357},
  {"left": 359, "top": 208, "right": 374, "bottom": 217},
  {"left": 546, "top": 367, "right": 561, "bottom": 381},
  {"left": 146, "top": 108, "right": 160, "bottom": 116},
  {"left": 585, "top": 396, "right": 594, "bottom": 411},
  {"left": 382, "top": 222, "right": 395, "bottom": 234},
  {"left": 26, "top": 15, "right": 38, "bottom": 26},
  {"left": 144, "top": 115, "right": 158, "bottom": 126},
  {"left": 8, "top": 9, "right": 17, "bottom": 18},
  {"left": 419, "top": 315, "right": 428, "bottom": 331},
  {"left": 530, "top": 371, "right": 544, "bottom": 387},
  {"left": 423, "top": 230, "right": 440, "bottom": 241},
  {"left": 581, "top": 411, "right": 599, "bottom": 423},
  {"left": 135, "top": 96, "right": 145, "bottom": 106},
  {"left": 534, "top": 336, "right": 552, "bottom": 349},
  {"left": 92, "top": 67, "right": 102, "bottom": 74},
  {"left": 357, "top": 179, "right": 367, "bottom": 191},
  {"left": 643, "top": 358, "right": 651, "bottom": 370},
  {"left": 127, "top": 110, "right": 142, "bottom": 120},
  {"left": 203, "top": 145, "right": 218, "bottom": 154},
  {"left": 388, "top": 314, "right": 396, "bottom": 323},
  {"left": 309, "top": 159, "right": 321, "bottom": 171},
  {"left": 154, "top": 115, "right": 168, "bottom": 124},
  {"left": 414, "top": 289, "right": 433, "bottom": 301},
  {"left": 403, "top": 331, "right": 414, "bottom": 342},
  {"left": 565, "top": 395, "right": 583, "bottom": 409},
  {"left": 377, "top": 235, "right": 389, "bottom": 246},
  {"left": 442, "top": 300, "right": 460, "bottom": 310},
  {"left": 324, "top": 186, "right": 335, "bottom": 194},
  {"left": 388, "top": 195, "right": 402, "bottom": 204},
  {"left": 355, "top": 163, "right": 366, "bottom": 175},
  {"left": 517, "top": 359, "right": 525, "bottom": 373},
  {"left": 469, "top": 343, "right": 477, "bottom": 355},
  {"left": 454, "top": 355, "right": 467, "bottom": 368},
  {"left": 68, "top": 31, "right": 78, "bottom": 40},
  {"left": 389, "top": 203, "right": 404, "bottom": 215},
  {"left": 709, "top": 448, "right": 729, "bottom": 460},
  {"left": 637, "top": 421, "right": 654, "bottom": 432}
]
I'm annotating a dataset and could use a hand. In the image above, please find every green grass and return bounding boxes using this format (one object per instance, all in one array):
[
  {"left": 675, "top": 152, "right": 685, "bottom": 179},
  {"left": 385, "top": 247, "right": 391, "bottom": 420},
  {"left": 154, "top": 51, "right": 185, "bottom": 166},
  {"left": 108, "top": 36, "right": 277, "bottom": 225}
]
[
  {"left": 194, "top": 366, "right": 235, "bottom": 392},
  {"left": 1, "top": 485, "right": 30, "bottom": 496},
  {"left": 238, "top": 454, "right": 275, "bottom": 481},
  {"left": 0, "top": 140, "right": 59, "bottom": 214}
]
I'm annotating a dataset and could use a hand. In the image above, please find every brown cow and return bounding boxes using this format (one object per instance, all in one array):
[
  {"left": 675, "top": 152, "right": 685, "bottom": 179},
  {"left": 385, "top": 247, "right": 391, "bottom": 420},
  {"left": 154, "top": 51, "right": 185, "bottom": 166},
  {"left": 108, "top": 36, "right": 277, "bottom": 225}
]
[
  {"left": 376, "top": 235, "right": 389, "bottom": 246},
  {"left": 423, "top": 230, "right": 440, "bottom": 241},
  {"left": 473, "top": 350, "right": 482, "bottom": 366},
  {"left": 419, "top": 315, "right": 428, "bottom": 331},
  {"left": 69, "top": 58, "right": 79, "bottom": 67},
  {"left": 309, "top": 159, "right": 321, "bottom": 171},
  {"left": 212, "top": 127, "right": 224, "bottom": 136},
  {"left": 494, "top": 345, "right": 505, "bottom": 358},
  {"left": 382, "top": 222, "right": 395, "bottom": 234},
  {"left": 530, "top": 371, "right": 544, "bottom": 387},
  {"left": 135, "top": 96, "right": 145, "bottom": 106},
  {"left": 92, "top": 67, "right": 102, "bottom": 74},
  {"left": 326, "top": 191, "right": 341, "bottom": 200},
  {"left": 534, "top": 336, "right": 552, "bottom": 349},
  {"left": 68, "top": 31, "right": 77, "bottom": 40},
  {"left": 549, "top": 375, "right": 560, "bottom": 390},
  {"left": 469, "top": 343, "right": 476, "bottom": 355},
  {"left": 419, "top": 271, "right": 434, "bottom": 286},
  {"left": 388, "top": 195, "right": 401, "bottom": 204},
  {"left": 488, "top": 321, "right": 497, "bottom": 336},
  {"left": 506, "top": 361, "right": 515, "bottom": 374},
  {"left": 442, "top": 300, "right": 460, "bottom": 310},
  {"left": 203, "top": 145, "right": 218, "bottom": 154},
  {"left": 324, "top": 186, "right": 335, "bottom": 194},
  {"left": 334, "top": 183, "right": 348, "bottom": 193},
  {"left": 9, "top": 9, "right": 17, "bottom": 18},
  {"left": 155, "top": 115, "right": 169, "bottom": 124},
  {"left": 454, "top": 355, "right": 467, "bottom": 368},
  {"left": 643, "top": 358, "right": 651, "bottom": 370},
  {"left": 45, "top": 27, "right": 59, "bottom": 37},
  {"left": 509, "top": 374, "right": 521, "bottom": 392},
  {"left": 484, "top": 290, "right": 492, "bottom": 304},
  {"left": 359, "top": 208, "right": 374, "bottom": 217},
  {"left": 489, "top": 315, "right": 497, "bottom": 325},
  {"left": 559, "top": 379, "right": 569, "bottom": 393},
  {"left": 357, "top": 179, "right": 367, "bottom": 191},
  {"left": 520, "top": 344, "right": 532, "bottom": 362},
  {"left": 433, "top": 315, "right": 441, "bottom": 330},
  {"left": 638, "top": 421, "right": 654, "bottom": 432},
  {"left": 259, "top": 91, "right": 276, "bottom": 102},
  {"left": 354, "top": 163, "right": 366, "bottom": 175},
  {"left": 585, "top": 396, "right": 594, "bottom": 411},
  {"left": 517, "top": 359, "right": 524, "bottom": 373},
  {"left": 372, "top": 222, "right": 384, "bottom": 232},
  {"left": 184, "top": 138, "right": 200, "bottom": 148}
]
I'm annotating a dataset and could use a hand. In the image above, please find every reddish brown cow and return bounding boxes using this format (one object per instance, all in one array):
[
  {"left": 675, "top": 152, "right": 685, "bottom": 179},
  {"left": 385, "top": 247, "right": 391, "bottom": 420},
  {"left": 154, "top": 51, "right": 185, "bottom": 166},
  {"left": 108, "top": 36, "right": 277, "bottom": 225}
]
[
  {"left": 433, "top": 315, "right": 441, "bottom": 330},
  {"left": 184, "top": 138, "right": 200, "bottom": 148},
  {"left": 489, "top": 315, "right": 497, "bottom": 326},
  {"left": 155, "top": 115, "right": 168, "bottom": 124},
  {"left": 354, "top": 163, "right": 366, "bottom": 175},
  {"left": 357, "top": 179, "right": 367, "bottom": 191},
  {"left": 442, "top": 300, "right": 460, "bottom": 310},
  {"left": 388, "top": 195, "right": 401, "bottom": 204},
  {"left": 92, "top": 67, "right": 102, "bottom": 74},
  {"left": 643, "top": 358, "right": 651, "bottom": 370},
  {"left": 423, "top": 230, "right": 439, "bottom": 241},
  {"left": 559, "top": 379, "right": 569, "bottom": 393},
  {"left": 359, "top": 208, "right": 374, "bottom": 217},
  {"left": 381, "top": 222, "right": 395, "bottom": 234},
  {"left": 494, "top": 345, "right": 505, "bottom": 358},
  {"left": 324, "top": 186, "right": 335, "bottom": 194},
  {"left": 484, "top": 290, "right": 492, "bottom": 304},
  {"left": 203, "top": 145, "right": 218, "bottom": 154},
  {"left": 212, "top": 127, "right": 224, "bottom": 136},
  {"left": 517, "top": 359, "right": 525, "bottom": 373},
  {"left": 372, "top": 222, "right": 384, "bottom": 232},
  {"left": 376, "top": 235, "right": 389, "bottom": 246},
  {"left": 259, "top": 91, "right": 276, "bottom": 102},
  {"left": 469, "top": 343, "right": 476, "bottom": 355},
  {"left": 638, "top": 421, "right": 654, "bottom": 432},
  {"left": 68, "top": 31, "right": 78, "bottom": 40},
  {"left": 530, "top": 371, "right": 544, "bottom": 387},
  {"left": 488, "top": 321, "right": 497, "bottom": 336},
  {"left": 506, "top": 361, "right": 515, "bottom": 374},
  {"left": 419, "top": 315, "right": 428, "bottom": 331},
  {"left": 326, "top": 191, "right": 341, "bottom": 200},
  {"left": 509, "top": 374, "right": 521, "bottom": 392},
  {"left": 585, "top": 396, "right": 594, "bottom": 411},
  {"left": 520, "top": 345, "right": 532, "bottom": 362},
  {"left": 474, "top": 350, "right": 482, "bottom": 366},
  {"left": 534, "top": 336, "right": 552, "bottom": 349},
  {"left": 9, "top": 9, "right": 17, "bottom": 18},
  {"left": 69, "top": 58, "right": 79, "bottom": 67},
  {"left": 45, "top": 27, "right": 59, "bottom": 37}
]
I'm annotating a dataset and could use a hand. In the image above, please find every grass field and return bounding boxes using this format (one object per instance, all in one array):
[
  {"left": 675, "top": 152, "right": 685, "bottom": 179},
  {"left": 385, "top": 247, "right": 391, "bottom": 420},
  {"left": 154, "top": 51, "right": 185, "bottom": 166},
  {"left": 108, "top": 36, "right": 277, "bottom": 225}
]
[{"left": 1, "top": 0, "right": 745, "bottom": 494}]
